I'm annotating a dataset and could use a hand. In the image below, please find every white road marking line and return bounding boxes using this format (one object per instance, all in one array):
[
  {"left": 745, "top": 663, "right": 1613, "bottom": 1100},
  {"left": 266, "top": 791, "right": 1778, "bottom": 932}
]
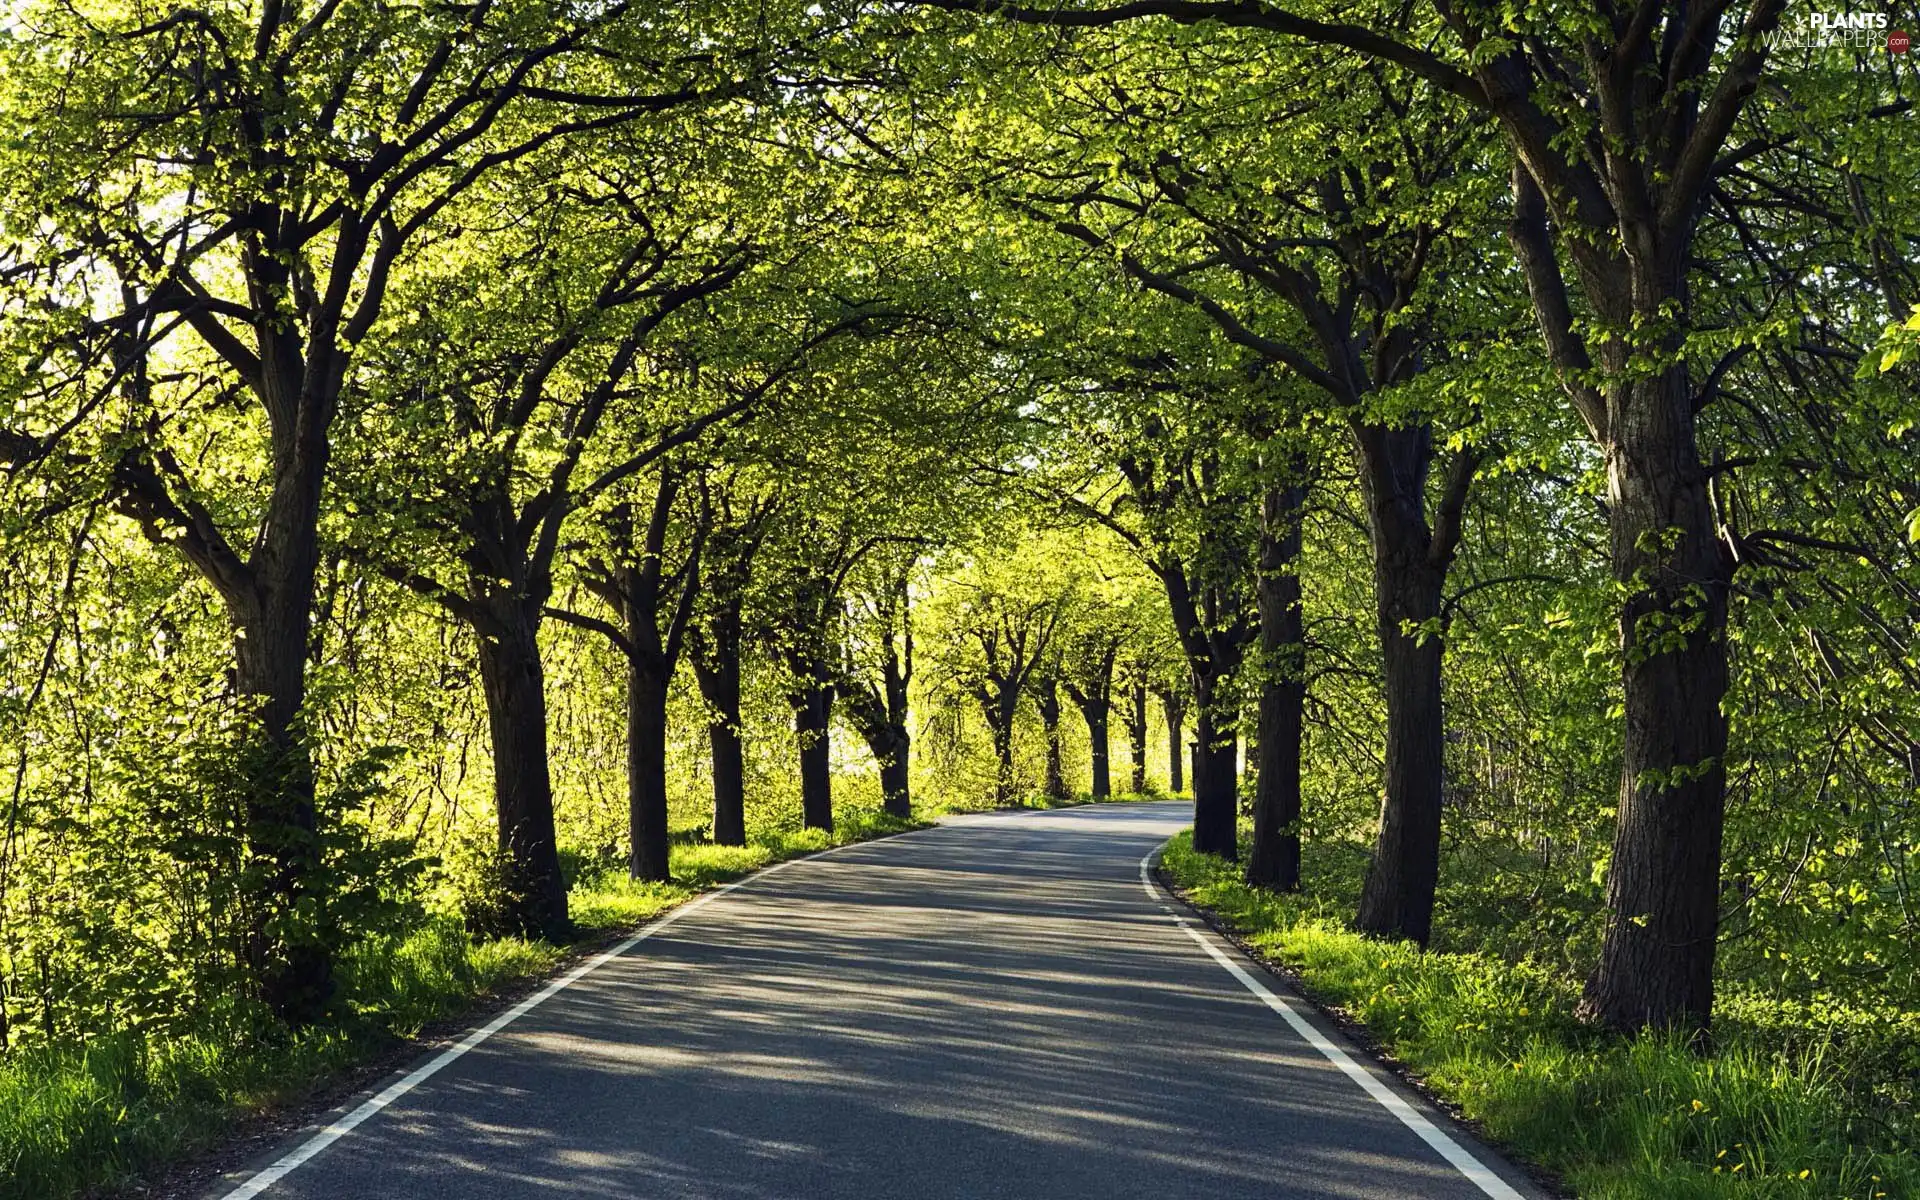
[
  {"left": 1138, "top": 850, "right": 1526, "bottom": 1200},
  {"left": 215, "top": 838, "right": 892, "bottom": 1200}
]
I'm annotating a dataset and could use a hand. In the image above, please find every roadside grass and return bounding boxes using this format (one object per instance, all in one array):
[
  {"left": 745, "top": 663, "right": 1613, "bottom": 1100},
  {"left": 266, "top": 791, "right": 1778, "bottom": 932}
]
[
  {"left": 1159, "top": 832, "right": 1918, "bottom": 1200},
  {"left": 0, "top": 809, "right": 925, "bottom": 1200}
]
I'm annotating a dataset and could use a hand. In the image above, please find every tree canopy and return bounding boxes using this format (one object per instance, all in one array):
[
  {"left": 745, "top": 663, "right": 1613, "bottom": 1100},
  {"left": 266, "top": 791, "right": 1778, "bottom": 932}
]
[{"left": 1, "top": 1, "right": 1916, "bottom": 1194}]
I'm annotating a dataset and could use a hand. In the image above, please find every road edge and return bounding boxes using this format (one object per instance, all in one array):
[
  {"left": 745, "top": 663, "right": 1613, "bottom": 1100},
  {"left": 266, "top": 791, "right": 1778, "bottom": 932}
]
[
  {"left": 1144, "top": 841, "right": 1571, "bottom": 1200},
  {"left": 150, "top": 819, "right": 940, "bottom": 1200}
]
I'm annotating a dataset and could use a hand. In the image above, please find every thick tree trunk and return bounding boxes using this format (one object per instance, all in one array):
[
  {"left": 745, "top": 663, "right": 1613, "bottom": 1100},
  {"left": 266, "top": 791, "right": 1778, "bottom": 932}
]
[
  {"left": 851, "top": 713, "right": 911, "bottom": 820},
  {"left": 1037, "top": 679, "right": 1068, "bottom": 800},
  {"left": 1083, "top": 704, "right": 1111, "bottom": 797},
  {"left": 1190, "top": 683, "right": 1239, "bottom": 859},
  {"left": 793, "top": 678, "right": 834, "bottom": 833},
  {"left": 1248, "top": 484, "right": 1306, "bottom": 891},
  {"left": 626, "top": 657, "right": 671, "bottom": 883},
  {"left": 708, "top": 717, "right": 747, "bottom": 846},
  {"left": 693, "top": 614, "right": 747, "bottom": 847},
  {"left": 1124, "top": 680, "right": 1148, "bottom": 794},
  {"left": 1353, "top": 541, "right": 1447, "bottom": 945},
  {"left": 982, "top": 691, "right": 1019, "bottom": 806},
  {"left": 1581, "top": 366, "right": 1731, "bottom": 1038},
  {"left": 844, "top": 682, "right": 912, "bottom": 819},
  {"left": 879, "top": 748, "right": 911, "bottom": 819},
  {"left": 231, "top": 575, "right": 332, "bottom": 1022},
  {"left": 474, "top": 612, "right": 570, "bottom": 942}
]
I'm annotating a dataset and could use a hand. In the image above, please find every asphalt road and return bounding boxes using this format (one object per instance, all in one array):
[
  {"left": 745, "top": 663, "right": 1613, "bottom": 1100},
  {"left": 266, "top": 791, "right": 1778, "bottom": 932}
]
[{"left": 207, "top": 801, "right": 1546, "bottom": 1200}]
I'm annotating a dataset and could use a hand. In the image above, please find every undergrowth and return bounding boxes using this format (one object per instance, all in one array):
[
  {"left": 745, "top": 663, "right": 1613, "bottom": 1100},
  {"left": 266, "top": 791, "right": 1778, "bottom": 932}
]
[{"left": 1159, "top": 832, "right": 1918, "bottom": 1200}]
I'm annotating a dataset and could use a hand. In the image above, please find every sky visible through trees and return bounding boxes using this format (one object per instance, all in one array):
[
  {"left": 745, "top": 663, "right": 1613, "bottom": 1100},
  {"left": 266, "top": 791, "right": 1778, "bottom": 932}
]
[{"left": 0, "top": 2, "right": 1916, "bottom": 1197}]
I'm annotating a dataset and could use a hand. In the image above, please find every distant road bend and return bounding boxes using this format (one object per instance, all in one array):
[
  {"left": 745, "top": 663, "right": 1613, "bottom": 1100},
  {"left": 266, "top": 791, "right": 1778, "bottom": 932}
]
[{"left": 208, "top": 802, "right": 1546, "bottom": 1199}]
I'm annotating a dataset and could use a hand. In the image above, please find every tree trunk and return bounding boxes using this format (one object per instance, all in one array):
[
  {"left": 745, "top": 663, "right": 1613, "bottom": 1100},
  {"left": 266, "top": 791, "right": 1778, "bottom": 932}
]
[
  {"left": 852, "top": 719, "right": 911, "bottom": 820},
  {"left": 708, "top": 716, "right": 747, "bottom": 846},
  {"left": 879, "top": 748, "right": 911, "bottom": 819},
  {"left": 844, "top": 680, "right": 911, "bottom": 819},
  {"left": 1037, "top": 679, "right": 1068, "bottom": 801},
  {"left": 793, "top": 677, "right": 834, "bottom": 833},
  {"left": 1190, "top": 682, "right": 1238, "bottom": 859},
  {"left": 1084, "top": 703, "right": 1111, "bottom": 797},
  {"left": 1124, "top": 680, "right": 1148, "bottom": 794},
  {"left": 1163, "top": 692, "right": 1186, "bottom": 794},
  {"left": 231, "top": 575, "right": 332, "bottom": 1023},
  {"left": 626, "top": 655, "right": 671, "bottom": 883},
  {"left": 981, "top": 690, "right": 1019, "bottom": 806},
  {"left": 474, "top": 611, "right": 570, "bottom": 942},
  {"left": 1248, "top": 483, "right": 1306, "bottom": 891},
  {"left": 880, "top": 640, "right": 912, "bottom": 819},
  {"left": 1581, "top": 365, "right": 1731, "bottom": 1038},
  {"left": 693, "top": 612, "right": 747, "bottom": 847},
  {"left": 1353, "top": 532, "right": 1448, "bottom": 945}
]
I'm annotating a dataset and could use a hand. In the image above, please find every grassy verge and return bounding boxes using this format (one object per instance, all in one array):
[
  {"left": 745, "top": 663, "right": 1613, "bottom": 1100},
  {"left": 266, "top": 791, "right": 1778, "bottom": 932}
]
[
  {"left": 0, "top": 810, "right": 925, "bottom": 1200},
  {"left": 1158, "top": 832, "right": 1916, "bottom": 1200}
]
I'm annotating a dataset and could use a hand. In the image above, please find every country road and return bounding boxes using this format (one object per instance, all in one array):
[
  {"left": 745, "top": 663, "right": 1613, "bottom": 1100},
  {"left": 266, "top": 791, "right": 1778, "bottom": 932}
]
[{"left": 206, "top": 802, "right": 1546, "bottom": 1200}]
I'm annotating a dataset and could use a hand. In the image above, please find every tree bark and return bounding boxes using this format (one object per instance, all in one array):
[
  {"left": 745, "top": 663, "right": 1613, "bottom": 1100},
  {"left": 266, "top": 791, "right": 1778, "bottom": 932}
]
[
  {"left": 1353, "top": 513, "right": 1449, "bottom": 945},
  {"left": 1083, "top": 703, "right": 1111, "bottom": 797},
  {"left": 879, "top": 752, "right": 911, "bottom": 819},
  {"left": 1036, "top": 676, "right": 1068, "bottom": 800},
  {"left": 843, "top": 678, "right": 912, "bottom": 820},
  {"left": 708, "top": 716, "right": 747, "bottom": 846},
  {"left": 1507, "top": 158, "right": 1738, "bottom": 1035},
  {"left": 792, "top": 674, "right": 835, "bottom": 833},
  {"left": 1190, "top": 680, "right": 1239, "bottom": 858},
  {"left": 231, "top": 576, "right": 332, "bottom": 1022},
  {"left": 1247, "top": 483, "right": 1306, "bottom": 891},
  {"left": 845, "top": 689, "right": 912, "bottom": 819},
  {"left": 575, "top": 479, "right": 702, "bottom": 885},
  {"left": 978, "top": 689, "right": 1020, "bottom": 806},
  {"left": 1160, "top": 690, "right": 1187, "bottom": 794},
  {"left": 1150, "top": 552, "right": 1252, "bottom": 859},
  {"left": 1065, "top": 643, "right": 1118, "bottom": 799},
  {"left": 625, "top": 655, "right": 672, "bottom": 883},
  {"left": 693, "top": 605, "right": 748, "bottom": 847},
  {"left": 474, "top": 610, "right": 570, "bottom": 942},
  {"left": 108, "top": 304, "right": 344, "bottom": 1023},
  {"left": 1580, "top": 364, "right": 1731, "bottom": 1037},
  {"left": 1123, "top": 678, "right": 1148, "bottom": 794}
]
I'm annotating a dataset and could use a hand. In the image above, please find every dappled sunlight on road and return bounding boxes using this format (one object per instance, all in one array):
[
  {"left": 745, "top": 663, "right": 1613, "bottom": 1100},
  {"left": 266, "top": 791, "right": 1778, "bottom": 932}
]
[{"left": 220, "top": 803, "right": 1520, "bottom": 1200}]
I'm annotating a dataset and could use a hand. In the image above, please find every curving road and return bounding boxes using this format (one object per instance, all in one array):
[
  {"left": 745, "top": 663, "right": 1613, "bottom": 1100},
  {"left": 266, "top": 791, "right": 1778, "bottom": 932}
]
[{"left": 205, "top": 802, "right": 1545, "bottom": 1199}]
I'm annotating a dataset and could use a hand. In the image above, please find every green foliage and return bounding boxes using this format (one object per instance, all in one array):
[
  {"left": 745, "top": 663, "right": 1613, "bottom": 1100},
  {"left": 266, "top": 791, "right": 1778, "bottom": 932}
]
[{"left": 1, "top": 0, "right": 1916, "bottom": 1194}]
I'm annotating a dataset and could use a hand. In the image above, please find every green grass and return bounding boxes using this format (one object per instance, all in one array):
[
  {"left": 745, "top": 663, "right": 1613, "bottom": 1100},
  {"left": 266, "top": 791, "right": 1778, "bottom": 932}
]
[
  {"left": 0, "top": 809, "right": 926, "bottom": 1200},
  {"left": 1158, "top": 832, "right": 1918, "bottom": 1200}
]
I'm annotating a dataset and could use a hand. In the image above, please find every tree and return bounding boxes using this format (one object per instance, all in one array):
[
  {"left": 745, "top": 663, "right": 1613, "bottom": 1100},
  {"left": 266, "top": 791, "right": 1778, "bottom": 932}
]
[
  {"left": 914, "top": 0, "right": 1816, "bottom": 1043},
  {"left": 552, "top": 466, "right": 705, "bottom": 883},
  {"left": 839, "top": 549, "right": 920, "bottom": 818},
  {"left": 1246, "top": 466, "right": 1311, "bottom": 891},
  {"left": 933, "top": 550, "right": 1066, "bottom": 805},
  {"left": 0, "top": 0, "right": 742, "bottom": 1018},
  {"left": 1032, "top": 649, "right": 1073, "bottom": 801},
  {"left": 688, "top": 478, "right": 778, "bottom": 847},
  {"left": 337, "top": 150, "right": 768, "bottom": 935},
  {"left": 1119, "top": 665, "right": 1150, "bottom": 795},
  {"left": 1155, "top": 679, "right": 1190, "bottom": 795},
  {"left": 1061, "top": 629, "right": 1121, "bottom": 798}
]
